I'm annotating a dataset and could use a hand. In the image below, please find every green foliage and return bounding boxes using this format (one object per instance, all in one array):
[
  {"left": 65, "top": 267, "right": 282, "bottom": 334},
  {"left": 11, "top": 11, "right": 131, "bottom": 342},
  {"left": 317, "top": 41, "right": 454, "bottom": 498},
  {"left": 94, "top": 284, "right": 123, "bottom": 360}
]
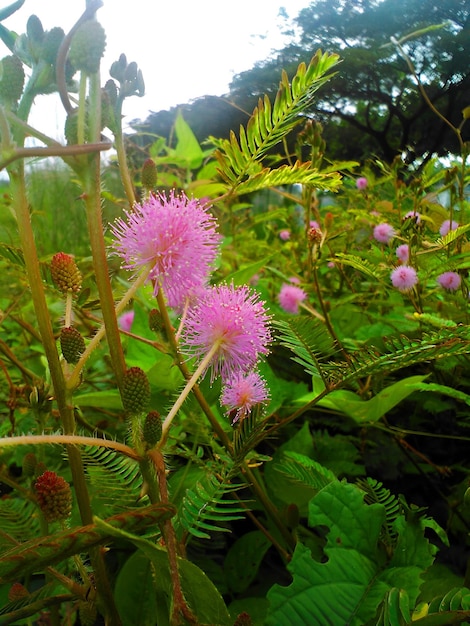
[
  {"left": 211, "top": 50, "right": 342, "bottom": 195},
  {"left": 266, "top": 479, "right": 439, "bottom": 626}
]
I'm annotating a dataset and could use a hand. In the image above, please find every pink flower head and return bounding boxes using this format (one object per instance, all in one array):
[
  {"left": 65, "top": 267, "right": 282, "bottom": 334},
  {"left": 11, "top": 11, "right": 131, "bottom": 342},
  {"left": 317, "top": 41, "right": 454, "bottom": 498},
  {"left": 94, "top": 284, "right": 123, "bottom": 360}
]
[
  {"left": 373, "top": 223, "right": 396, "bottom": 244},
  {"left": 404, "top": 211, "right": 421, "bottom": 224},
  {"left": 118, "top": 310, "right": 135, "bottom": 332},
  {"left": 278, "top": 283, "right": 307, "bottom": 314},
  {"left": 395, "top": 244, "right": 410, "bottom": 263},
  {"left": 279, "top": 229, "right": 291, "bottom": 241},
  {"left": 439, "top": 219, "right": 459, "bottom": 237},
  {"left": 437, "top": 271, "right": 461, "bottom": 291},
  {"left": 390, "top": 265, "right": 418, "bottom": 292},
  {"left": 111, "top": 191, "right": 221, "bottom": 309},
  {"left": 182, "top": 284, "right": 272, "bottom": 382},
  {"left": 356, "top": 177, "right": 368, "bottom": 190},
  {"left": 221, "top": 370, "right": 269, "bottom": 424},
  {"left": 309, "top": 220, "right": 320, "bottom": 229}
]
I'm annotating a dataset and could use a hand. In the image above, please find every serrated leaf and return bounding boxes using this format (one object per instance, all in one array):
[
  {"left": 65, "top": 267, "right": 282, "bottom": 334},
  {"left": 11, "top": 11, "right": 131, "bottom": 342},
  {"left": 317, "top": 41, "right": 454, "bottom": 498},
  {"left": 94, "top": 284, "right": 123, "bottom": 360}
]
[{"left": 266, "top": 480, "right": 436, "bottom": 626}]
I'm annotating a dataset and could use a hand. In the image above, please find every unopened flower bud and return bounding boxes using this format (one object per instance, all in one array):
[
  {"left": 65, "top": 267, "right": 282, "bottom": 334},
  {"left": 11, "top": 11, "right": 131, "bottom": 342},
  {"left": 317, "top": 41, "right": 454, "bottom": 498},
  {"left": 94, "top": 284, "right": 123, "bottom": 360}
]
[
  {"left": 149, "top": 308, "right": 164, "bottom": 333},
  {"left": 143, "top": 411, "right": 162, "bottom": 448},
  {"left": 141, "top": 158, "right": 157, "bottom": 191},
  {"left": 8, "top": 582, "right": 29, "bottom": 602},
  {"left": 78, "top": 600, "right": 97, "bottom": 626},
  {"left": 34, "top": 471, "right": 72, "bottom": 522},
  {"left": 233, "top": 613, "right": 253, "bottom": 626},
  {"left": 69, "top": 21, "right": 106, "bottom": 74},
  {"left": 0, "top": 55, "right": 25, "bottom": 104},
  {"left": 60, "top": 326, "right": 85, "bottom": 364},
  {"left": 51, "top": 252, "right": 82, "bottom": 295},
  {"left": 122, "top": 367, "right": 150, "bottom": 415}
]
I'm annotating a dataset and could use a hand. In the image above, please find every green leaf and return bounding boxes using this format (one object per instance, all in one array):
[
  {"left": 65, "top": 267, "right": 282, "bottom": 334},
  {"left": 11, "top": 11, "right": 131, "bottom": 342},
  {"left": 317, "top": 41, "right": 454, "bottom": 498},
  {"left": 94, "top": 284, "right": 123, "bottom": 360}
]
[
  {"left": 211, "top": 50, "right": 340, "bottom": 194},
  {"left": 74, "top": 389, "right": 123, "bottom": 409},
  {"left": 115, "top": 551, "right": 159, "bottom": 626},
  {"left": 408, "top": 381, "right": 470, "bottom": 407},
  {"left": 173, "top": 110, "right": 204, "bottom": 169},
  {"left": 95, "top": 517, "right": 232, "bottom": 625},
  {"left": 266, "top": 480, "right": 436, "bottom": 626},
  {"left": 317, "top": 375, "right": 428, "bottom": 423},
  {"left": 224, "top": 256, "right": 274, "bottom": 286},
  {"left": 224, "top": 531, "right": 272, "bottom": 594}
]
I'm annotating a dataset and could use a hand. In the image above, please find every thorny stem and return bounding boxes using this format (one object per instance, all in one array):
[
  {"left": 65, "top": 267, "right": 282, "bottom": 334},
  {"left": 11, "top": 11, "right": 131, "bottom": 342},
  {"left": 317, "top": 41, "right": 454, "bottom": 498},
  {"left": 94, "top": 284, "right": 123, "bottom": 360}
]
[
  {"left": 148, "top": 449, "right": 198, "bottom": 626},
  {"left": 0, "top": 434, "right": 140, "bottom": 460}
]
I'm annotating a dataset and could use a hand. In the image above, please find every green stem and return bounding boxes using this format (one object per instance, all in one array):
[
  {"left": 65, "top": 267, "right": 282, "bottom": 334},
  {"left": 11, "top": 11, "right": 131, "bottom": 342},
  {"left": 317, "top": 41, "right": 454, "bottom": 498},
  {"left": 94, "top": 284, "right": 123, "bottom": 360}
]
[
  {"left": 113, "top": 96, "right": 137, "bottom": 207},
  {"left": 67, "top": 267, "right": 151, "bottom": 390},
  {"left": 0, "top": 434, "right": 140, "bottom": 460},
  {"left": 159, "top": 340, "right": 222, "bottom": 446},
  {"left": 80, "top": 70, "right": 126, "bottom": 389}
]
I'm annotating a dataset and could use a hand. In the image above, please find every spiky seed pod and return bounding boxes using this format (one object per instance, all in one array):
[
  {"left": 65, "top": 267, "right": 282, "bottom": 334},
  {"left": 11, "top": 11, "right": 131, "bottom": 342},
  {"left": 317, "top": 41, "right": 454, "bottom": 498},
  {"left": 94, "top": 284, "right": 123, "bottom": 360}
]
[
  {"left": 50, "top": 252, "right": 82, "bottom": 295},
  {"left": 141, "top": 159, "right": 157, "bottom": 191},
  {"left": 149, "top": 308, "right": 164, "bottom": 333},
  {"left": 78, "top": 600, "right": 97, "bottom": 626},
  {"left": 8, "top": 582, "right": 29, "bottom": 602},
  {"left": 122, "top": 367, "right": 150, "bottom": 415},
  {"left": 143, "top": 411, "right": 162, "bottom": 448},
  {"left": 34, "top": 471, "right": 72, "bottom": 522},
  {"left": 69, "top": 21, "right": 106, "bottom": 74},
  {"left": 60, "top": 326, "right": 85, "bottom": 364},
  {"left": 22, "top": 452, "right": 38, "bottom": 478},
  {"left": 0, "top": 55, "right": 25, "bottom": 104}
]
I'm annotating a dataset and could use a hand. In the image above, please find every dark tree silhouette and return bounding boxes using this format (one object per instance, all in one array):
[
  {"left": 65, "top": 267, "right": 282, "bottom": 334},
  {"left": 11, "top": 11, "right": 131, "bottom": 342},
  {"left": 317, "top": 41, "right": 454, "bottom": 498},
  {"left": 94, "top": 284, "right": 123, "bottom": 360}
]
[{"left": 132, "top": 0, "right": 470, "bottom": 169}]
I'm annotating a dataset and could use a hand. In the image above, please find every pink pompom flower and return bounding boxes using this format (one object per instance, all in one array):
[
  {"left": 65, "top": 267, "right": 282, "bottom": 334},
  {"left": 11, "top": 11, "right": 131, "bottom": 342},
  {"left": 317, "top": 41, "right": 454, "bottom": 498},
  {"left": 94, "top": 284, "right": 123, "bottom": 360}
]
[
  {"left": 221, "top": 370, "right": 269, "bottom": 424},
  {"left": 373, "top": 223, "right": 396, "bottom": 244},
  {"left": 118, "top": 310, "right": 135, "bottom": 332},
  {"left": 279, "top": 229, "right": 291, "bottom": 241},
  {"left": 356, "top": 177, "right": 368, "bottom": 190},
  {"left": 390, "top": 265, "right": 418, "bottom": 292},
  {"left": 395, "top": 244, "right": 410, "bottom": 263},
  {"left": 181, "top": 284, "right": 272, "bottom": 382},
  {"left": 278, "top": 283, "right": 307, "bottom": 314},
  {"left": 437, "top": 271, "right": 461, "bottom": 291},
  {"left": 111, "top": 191, "right": 221, "bottom": 309},
  {"left": 439, "top": 219, "right": 459, "bottom": 237}
]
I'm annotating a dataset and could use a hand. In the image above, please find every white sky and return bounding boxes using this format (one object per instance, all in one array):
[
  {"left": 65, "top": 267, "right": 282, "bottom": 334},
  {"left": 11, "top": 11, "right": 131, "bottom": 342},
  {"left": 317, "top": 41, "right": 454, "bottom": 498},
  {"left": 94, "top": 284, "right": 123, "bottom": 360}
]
[{"left": 2, "top": 0, "right": 310, "bottom": 138}]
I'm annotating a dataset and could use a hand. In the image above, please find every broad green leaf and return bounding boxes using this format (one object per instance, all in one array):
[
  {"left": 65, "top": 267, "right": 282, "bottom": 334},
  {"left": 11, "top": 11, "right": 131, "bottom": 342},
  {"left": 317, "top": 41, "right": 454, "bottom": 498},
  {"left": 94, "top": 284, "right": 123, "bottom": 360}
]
[
  {"left": 266, "top": 480, "right": 435, "bottom": 626},
  {"left": 95, "top": 517, "right": 232, "bottom": 625},
  {"left": 317, "top": 375, "right": 428, "bottom": 423},
  {"left": 74, "top": 389, "right": 123, "bottom": 409},
  {"left": 115, "top": 550, "right": 159, "bottom": 626},
  {"left": 224, "top": 256, "right": 274, "bottom": 286},
  {"left": 224, "top": 531, "right": 271, "bottom": 594},
  {"left": 174, "top": 110, "right": 204, "bottom": 169}
]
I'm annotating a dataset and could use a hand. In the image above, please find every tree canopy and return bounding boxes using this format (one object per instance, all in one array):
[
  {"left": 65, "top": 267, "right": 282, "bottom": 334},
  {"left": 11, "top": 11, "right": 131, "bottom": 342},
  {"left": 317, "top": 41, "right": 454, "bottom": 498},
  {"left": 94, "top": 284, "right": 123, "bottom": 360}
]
[{"left": 134, "top": 0, "right": 470, "bottom": 169}]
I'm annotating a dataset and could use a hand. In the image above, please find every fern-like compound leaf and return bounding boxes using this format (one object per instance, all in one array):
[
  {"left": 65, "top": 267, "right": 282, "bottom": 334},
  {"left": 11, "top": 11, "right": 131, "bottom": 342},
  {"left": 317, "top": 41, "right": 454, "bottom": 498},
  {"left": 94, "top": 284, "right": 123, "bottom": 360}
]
[
  {"left": 211, "top": 50, "right": 340, "bottom": 195},
  {"left": 177, "top": 473, "right": 247, "bottom": 540}
]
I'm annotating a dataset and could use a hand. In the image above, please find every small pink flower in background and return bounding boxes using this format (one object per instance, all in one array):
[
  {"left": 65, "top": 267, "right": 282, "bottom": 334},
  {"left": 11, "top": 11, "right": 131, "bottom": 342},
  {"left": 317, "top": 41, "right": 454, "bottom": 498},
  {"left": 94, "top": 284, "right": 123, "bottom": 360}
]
[
  {"left": 118, "top": 310, "right": 135, "bottom": 332},
  {"left": 395, "top": 244, "right": 409, "bottom": 263},
  {"left": 309, "top": 220, "right": 320, "bottom": 229},
  {"left": 288, "top": 276, "right": 301, "bottom": 285},
  {"left": 437, "top": 271, "right": 461, "bottom": 291},
  {"left": 439, "top": 219, "right": 459, "bottom": 237},
  {"left": 278, "top": 283, "right": 307, "bottom": 314},
  {"left": 404, "top": 211, "right": 421, "bottom": 224},
  {"left": 221, "top": 370, "right": 269, "bottom": 424},
  {"left": 111, "top": 191, "right": 221, "bottom": 309},
  {"left": 390, "top": 266, "right": 418, "bottom": 292},
  {"left": 356, "top": 177, "right": 368, "bottom": 190},
  {"left": 182, "top": 284, "right": 272, "bottom": 382},
  {"left": 279, "top": 229, "right": 291, "bottom": 241},
  {"left": 373, "top": 223, "right": 396, "bottom": 244}
]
